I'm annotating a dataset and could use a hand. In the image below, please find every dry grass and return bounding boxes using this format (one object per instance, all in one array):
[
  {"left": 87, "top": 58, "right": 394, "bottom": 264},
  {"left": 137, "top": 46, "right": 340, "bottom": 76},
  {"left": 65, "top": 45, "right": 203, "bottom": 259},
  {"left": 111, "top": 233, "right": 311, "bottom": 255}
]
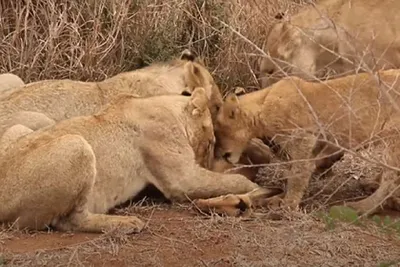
[
  {"left": 0, "top": 0, "right": 310, "bottom": 93},
  {"left": 1, "top": 0, "right": 400, "bottom": 265},
  {"left": 1, "top": 204, "right": 400, "bottom": 267}
]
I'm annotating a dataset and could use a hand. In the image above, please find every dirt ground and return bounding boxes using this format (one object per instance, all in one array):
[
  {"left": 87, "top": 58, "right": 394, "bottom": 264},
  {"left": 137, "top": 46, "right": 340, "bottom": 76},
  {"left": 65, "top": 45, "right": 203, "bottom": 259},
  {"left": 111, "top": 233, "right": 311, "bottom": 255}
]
[
  {"left": 1, "top": 150, "right": 400, "bottom": 267},
  {"left": 1, "top": 205, "right": 400, "bottom": 267}
]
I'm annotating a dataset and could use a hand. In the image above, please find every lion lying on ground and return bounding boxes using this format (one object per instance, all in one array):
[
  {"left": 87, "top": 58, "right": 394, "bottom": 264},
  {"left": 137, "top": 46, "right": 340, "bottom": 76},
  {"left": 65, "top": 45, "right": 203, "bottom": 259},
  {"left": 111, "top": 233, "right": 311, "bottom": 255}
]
[
  {"left": 0, "top": 87, "right": 279, "bottom": 233},
  {"left": 0, "top": 50, "right": 223, "bottom": 137},
  {"left": 0, "top": 50, "right": 272, "bottom": 176},
  {"left": 211, "top": 69, "right": 400, "bottom": 215},
  {"left": 259, "top": 0, "right": 400, "bottom": 88}
]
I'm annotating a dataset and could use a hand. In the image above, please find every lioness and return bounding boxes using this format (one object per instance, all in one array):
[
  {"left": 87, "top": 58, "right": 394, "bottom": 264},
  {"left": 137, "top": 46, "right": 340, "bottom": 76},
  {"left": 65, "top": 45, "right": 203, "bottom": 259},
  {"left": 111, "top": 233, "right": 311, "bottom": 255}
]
[
  {"left": 259, "top": 0, "right": 400, "bottom": 87},
  {"left": 213, "top": 70, "right": 400, "bottom": 215},
  {"left": 0, "top": 87, "right": 278, "bottom": 233},
  {"left": 0, "top": 51, "right": 272, "bottom": 176},
  {"left": 0, "top": 50, "right": 223, "bottom": 137}
]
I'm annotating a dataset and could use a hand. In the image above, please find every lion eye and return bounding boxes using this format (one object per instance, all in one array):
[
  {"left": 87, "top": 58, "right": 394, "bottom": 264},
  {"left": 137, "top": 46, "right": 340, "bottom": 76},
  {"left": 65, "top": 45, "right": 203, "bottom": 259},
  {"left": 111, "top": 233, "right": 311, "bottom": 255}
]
[{"left": 229, "top": 110, "right": 235, "bottom": 119}]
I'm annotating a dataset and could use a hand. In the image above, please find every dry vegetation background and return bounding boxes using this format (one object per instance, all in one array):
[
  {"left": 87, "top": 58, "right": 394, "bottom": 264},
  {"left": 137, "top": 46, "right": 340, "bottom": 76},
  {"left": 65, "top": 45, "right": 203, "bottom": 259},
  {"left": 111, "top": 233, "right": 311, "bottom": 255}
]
[
  {"left": 0, "top": 0, "right": 309, "bottom": 93},
  {"left": 1, "top": 0, "right": 400, "bottom": 266}
]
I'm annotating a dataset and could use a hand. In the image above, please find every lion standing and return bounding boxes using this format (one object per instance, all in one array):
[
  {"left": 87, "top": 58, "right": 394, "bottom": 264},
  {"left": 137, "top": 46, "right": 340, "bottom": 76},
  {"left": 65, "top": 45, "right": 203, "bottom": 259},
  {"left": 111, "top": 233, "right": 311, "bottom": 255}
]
[
  {"left": 259, "top": 0, "right": 400, "bottom": 87},
  {"left": 213, "top": 69, "right": 400, "bottom": 215}
]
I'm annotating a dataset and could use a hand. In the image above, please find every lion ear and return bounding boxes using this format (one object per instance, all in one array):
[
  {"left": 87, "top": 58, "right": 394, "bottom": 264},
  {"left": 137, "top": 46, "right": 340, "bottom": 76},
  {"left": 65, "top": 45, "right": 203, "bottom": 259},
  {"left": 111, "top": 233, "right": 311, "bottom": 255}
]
[
  {"left": 190, "top": 87, "right": 208, "bottom": 116},
  {"left": 184, "top": 61, "right": 203, "bottom": 88},
  {"left": 225, "top": 93, "right": 239, "bottom": 105},
  {"left": 183, "top": 61, "right": 213, "bottom": 101},
  {"left": 180, "top": 49, "right": 196, "bottom": 62},
  {"left": 277, "top": 23, "right": 301, "bottom": 59},
  {"left": 224, "top": 93, "right": 240, "bottom": 119},
  {"left": 233, "top": 87, "right": 246, "bottom": 96}
]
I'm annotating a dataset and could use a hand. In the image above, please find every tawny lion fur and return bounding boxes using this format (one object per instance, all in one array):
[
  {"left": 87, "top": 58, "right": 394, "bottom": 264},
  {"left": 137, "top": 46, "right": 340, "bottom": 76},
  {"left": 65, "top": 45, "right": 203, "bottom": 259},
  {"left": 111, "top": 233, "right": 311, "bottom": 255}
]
[
  {"left": 214, "top": 69, "right": 400, "bottom": 215},
  {"left": 259, "top": 0, "right": 400, "bottom": 88},
  {"left": 0, "top": 50, "right": 271, "bottom": 178},
  {"left": 0, "top": 73, "right": 25, "bottom": 96},
  {"left": 0, "top": 50, "right": 223, "bottom": 137},
  {"left": 0, "top": 87, "right": 278, "bottom": 233}
]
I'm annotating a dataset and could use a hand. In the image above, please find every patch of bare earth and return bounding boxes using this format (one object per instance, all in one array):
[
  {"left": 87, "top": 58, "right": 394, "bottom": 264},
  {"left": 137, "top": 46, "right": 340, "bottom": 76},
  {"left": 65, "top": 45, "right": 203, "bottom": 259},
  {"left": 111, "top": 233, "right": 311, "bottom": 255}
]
[{"left": 0, "top": 200, "right": 399, "bottom": 267}]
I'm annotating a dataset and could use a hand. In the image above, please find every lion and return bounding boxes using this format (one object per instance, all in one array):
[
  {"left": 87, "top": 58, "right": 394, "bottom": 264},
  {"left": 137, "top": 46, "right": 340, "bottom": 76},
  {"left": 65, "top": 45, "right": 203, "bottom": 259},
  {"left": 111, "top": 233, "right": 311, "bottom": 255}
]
[
  {"left": 212, "top": 69, "right": 400, "bottom": 215},
  {"left": 259, "top": 0, "right": 400, "bottom": 88},
  {"left": 0, "top": 51, "right": 272, "bottom": 177},
  {"left": 0, "top": 73, "right": 25, "bottom": 96},
  {"left": 0, "top": 50, "right": 223, "bottom": 137},
  {"left": 0, "top": 87, "right": 281, "bottom": 233},
  {"left": 210, "top": 86, "right": 275, "bottom": 181}
]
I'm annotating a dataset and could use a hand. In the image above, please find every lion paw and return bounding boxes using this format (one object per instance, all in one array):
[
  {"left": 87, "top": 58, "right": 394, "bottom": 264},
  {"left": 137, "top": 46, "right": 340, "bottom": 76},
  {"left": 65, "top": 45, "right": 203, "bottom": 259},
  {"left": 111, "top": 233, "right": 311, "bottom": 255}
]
[
  {"left": 193, "top": 194, "right": 252, "bottom": 217},
  {"left": 108, "top": 216, "right": 146, "bottom": 234}
]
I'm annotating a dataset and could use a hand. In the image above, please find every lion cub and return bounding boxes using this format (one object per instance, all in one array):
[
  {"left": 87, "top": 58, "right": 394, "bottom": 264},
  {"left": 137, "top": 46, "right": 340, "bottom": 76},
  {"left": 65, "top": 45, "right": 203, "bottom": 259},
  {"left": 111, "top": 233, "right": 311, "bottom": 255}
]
[
  {"left": 0, "top": 87, "right": 276, "bottom": 233},
  {"left": 214, "top": 70, "right": 400, "bottom": 215}
]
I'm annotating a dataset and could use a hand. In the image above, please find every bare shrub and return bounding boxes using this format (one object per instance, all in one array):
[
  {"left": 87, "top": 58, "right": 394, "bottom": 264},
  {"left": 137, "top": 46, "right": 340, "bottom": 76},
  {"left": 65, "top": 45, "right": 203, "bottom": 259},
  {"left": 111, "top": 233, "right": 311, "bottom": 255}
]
[
  {"left": 0, "top": 0, "right": 308, "bottom": 93},
  {"left": 220, "top": 0, "right": 400, "bottom": 215}
]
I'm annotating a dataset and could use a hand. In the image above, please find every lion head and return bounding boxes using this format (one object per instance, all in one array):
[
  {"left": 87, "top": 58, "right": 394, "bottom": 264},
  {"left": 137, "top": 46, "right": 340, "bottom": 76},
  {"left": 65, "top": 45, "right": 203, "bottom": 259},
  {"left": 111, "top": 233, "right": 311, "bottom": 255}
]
[
  {"left": 259, "top": 21, "right": 318, "bottom": 88},
  {"left": 214, "top": 92, "right": 253, "bottom": 164},
  {"left": 179, "top": 50, "right": 223, "bottom": 121},
  {"left": 258, "top": 12, "right": 346, "bottom": 88},
  {"left": 184, "top": 87, "right": 216, "bottom": 169}
]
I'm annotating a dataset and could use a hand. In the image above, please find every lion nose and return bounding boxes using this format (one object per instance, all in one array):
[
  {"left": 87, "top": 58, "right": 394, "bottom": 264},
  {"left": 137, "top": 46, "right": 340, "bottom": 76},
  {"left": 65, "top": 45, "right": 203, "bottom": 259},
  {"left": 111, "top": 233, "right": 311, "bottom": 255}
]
[{"left": 223, "top": 152, "right": 231, "bottom": 160}]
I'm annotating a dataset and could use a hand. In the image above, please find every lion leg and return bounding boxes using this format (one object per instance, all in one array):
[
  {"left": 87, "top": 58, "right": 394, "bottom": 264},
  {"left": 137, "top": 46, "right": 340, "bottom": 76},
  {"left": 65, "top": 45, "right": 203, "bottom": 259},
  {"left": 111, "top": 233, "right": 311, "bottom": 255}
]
[
  {"left": 312, "top": 134, "right": 344, "bottom": 176},
  {"left": 1, "top": 134, "right": 144, "bottom": 233},
  {"left": 0, "top": 134, "right": 96, "bottom": 230},
  {"left": 345, "top": 171, "right": 399, "bottom": 215},
  {"left": 142, "top": 146, "right": 280, "bottom": 216},
  {"left": 345, "top": 132, "right": 400, "bottom": 215},
  {"left": 183, "top": 167, "right": 282, "bottom": 216},
  {"left": 264, "top": 133, "right": 317, "bottom": 210},
  {"left": 55, "top": 210, "right": 145, "bottom": 234},
  {"left": 48, "top": 135, "right": 144, "bottom": 233}
]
